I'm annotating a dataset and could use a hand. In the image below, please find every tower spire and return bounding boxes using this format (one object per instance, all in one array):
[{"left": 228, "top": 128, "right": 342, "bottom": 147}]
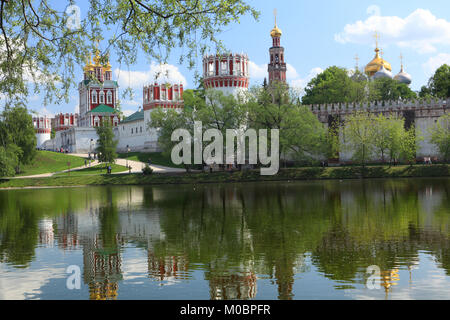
[
  {"left": 399, "top": 53, "right": 404, "bottom": 72},
  {"left": 354, "top": 54, "right": 360, "bottom": 71},
  {"left": 274, "top": 8, "right": 277, "bottom": 27}
]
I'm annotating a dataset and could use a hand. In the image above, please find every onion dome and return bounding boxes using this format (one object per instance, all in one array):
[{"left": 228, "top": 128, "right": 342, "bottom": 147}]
[
  {"left": 373, "top": 64, "right": 393, "bottom": 80},
  {"left": 83, "top": 54, "right": 94, "bottom": 72},
  {"left": 270, "top": 25, "right": 282, "bottom": 38},
  {"left": 271, "top": 9, "right": 282, "bottom": 38},
  {"left": 93, "top": 49, "right": 102, "bottom": 66},
  {"left": 365, "top": 47, "right": 392, "bottom": 77},
  {"left": 394, "top": 59, "right": 412, "bottom": 85}
]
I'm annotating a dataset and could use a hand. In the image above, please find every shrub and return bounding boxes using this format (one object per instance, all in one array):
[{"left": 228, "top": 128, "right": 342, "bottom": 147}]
[{"left": 142, "top": 164, "right": 153, "bottom": 175}]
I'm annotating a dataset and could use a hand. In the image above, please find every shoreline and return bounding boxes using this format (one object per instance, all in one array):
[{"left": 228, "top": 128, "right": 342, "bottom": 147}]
[{"left": 0, "top": 165, "right": 448, "bottom": 190}]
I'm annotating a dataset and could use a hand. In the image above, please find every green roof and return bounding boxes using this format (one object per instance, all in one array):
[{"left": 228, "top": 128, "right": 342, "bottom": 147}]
[
  {"left": 89, "top": 104, "right": 116, "bottom": 113},
  {"left": 121, "top": 109, "right": 144, "bottom": 124}
]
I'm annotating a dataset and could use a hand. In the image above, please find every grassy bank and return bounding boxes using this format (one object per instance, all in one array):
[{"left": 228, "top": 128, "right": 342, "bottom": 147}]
[
  {"left": 1, "top": 164, "right": 448, "bottom": 189},
  {"left": 117, "top": 152, "right": 184, "bottom": 168},
  {"left": 17, "top": 151, "right": 86, "bottom": 176}
]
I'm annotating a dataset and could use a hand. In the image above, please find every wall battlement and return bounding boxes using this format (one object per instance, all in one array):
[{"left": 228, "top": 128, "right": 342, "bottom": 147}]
[{"left": 308, "top": 98, "right": 448, "bottom": 123}]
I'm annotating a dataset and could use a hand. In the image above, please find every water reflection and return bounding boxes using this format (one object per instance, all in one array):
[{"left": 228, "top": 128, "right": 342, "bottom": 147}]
[{"left": 0, "top": 178, "right": 449, "bottom": 300}]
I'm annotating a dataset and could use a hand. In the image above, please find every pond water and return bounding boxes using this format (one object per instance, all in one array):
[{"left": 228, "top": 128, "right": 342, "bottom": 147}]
[{"left": 0, "top": 178, "right": 449, "bottom": 300}]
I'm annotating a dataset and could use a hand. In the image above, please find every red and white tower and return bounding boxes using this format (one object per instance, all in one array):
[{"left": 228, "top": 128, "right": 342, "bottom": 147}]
[
  {"left": 78, "top": 46, "right": 119, "bottom": 127},
  {"left": 203, "top": 53, "right": 249, "bottom": 100},
  {"left": 33, "top": 115, "right": 52, "bottom": 148},
  {"left": 268, "top": 10, "right": 287, "bottom": 84},
  {"left": 143, "top": 83, "right": 184, "bottom": 111}
]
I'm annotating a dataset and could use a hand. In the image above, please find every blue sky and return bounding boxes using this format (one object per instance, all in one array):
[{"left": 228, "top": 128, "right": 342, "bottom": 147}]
[{"left": 31, "top": 0, "right": 450, "bottom": 117}]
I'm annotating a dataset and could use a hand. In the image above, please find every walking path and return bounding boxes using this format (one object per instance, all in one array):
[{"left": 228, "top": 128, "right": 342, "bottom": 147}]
[
  {"left": 67, "top": 153, "right": 185, "bottom": 173},
  {"left": 8, "top": 153, "right": 185, "bottom": 179},
  {"left": 12, "top": 159, "right": 100, "bottom": 179}
]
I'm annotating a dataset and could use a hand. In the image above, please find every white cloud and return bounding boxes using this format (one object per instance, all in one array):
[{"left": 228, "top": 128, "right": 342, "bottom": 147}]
[
  {"left": 248, "top": 61, "right": 267, "bottom": 80},
  {"left": 30, "top": 107, "right": 55, "bottom": 118},
  {"left": 335, "top": 8, "right": 450, "bottom": 54},
  {"left": 290, "top": 67, "right": 324, "bottom": 90},
  {"left": 249, "top": 61, "right": 323, "bottom": 91},
  {"left": 114, "top": 62, "right": 188, "bottom": 89},
  {"left": 423, "top": 53, "right": 450, "bottom": 77}
]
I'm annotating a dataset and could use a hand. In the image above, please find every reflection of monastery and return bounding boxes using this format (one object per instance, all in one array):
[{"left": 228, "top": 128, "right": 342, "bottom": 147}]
[
  {"left": 33, "top": 180, "right": 450, "bottom": 300},
  {"left": 32, "top": 14, "right": 448, "bottom": 161}
]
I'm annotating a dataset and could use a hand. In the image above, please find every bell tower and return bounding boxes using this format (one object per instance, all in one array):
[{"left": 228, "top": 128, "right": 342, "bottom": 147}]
[{"left": 268, "top": 9, "right": 287, "bottom": 84}]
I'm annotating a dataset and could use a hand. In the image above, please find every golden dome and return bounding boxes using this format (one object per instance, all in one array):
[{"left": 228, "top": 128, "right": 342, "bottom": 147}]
[
  {"left": 93, "top": 49, "right": 102, "bottom": 66},
  {"left": 365, "top": 48, "right": 392, "bottom": 77},
  {"left": 83, "top": 54, "right": 94, "bottom": 72},
  {"left": 271, "top": 25, "right": 282, "bottom": 38}
]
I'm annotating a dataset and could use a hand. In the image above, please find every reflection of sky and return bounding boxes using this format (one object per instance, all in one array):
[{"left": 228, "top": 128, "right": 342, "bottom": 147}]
[{"left": 2, "top": 246, "right": 450, "bottom": 300}]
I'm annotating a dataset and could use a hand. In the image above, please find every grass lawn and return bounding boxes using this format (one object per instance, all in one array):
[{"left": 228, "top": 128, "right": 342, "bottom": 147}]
[
  {"left": 53, "top": 163, "right": 128, "bottom": 177},
  {"left": 17, "top": 151, "right": 87, "bottom": 176},
  {"left": 1, "top": 164, "right": 448, "bottom": 189},
  {"left": 117, "top": 152, "right": 184, "bottom": 168}
]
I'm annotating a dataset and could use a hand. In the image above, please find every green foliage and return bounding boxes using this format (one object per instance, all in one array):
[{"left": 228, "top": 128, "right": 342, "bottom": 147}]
[
  {"left": 0, "top": 106, "right": 36, "bottom": 174},
  {"left": 372, "top": 114, "right": 405, "bottom": 163},
  {"left": 301, "top": 67, "right": 416, "bottom": 105},
  {"left": 428, "top": 64, "right": 450, "bottom": 99},
  {"left": 0, "top": 0, "right": 258, "bottom": 108},
  {"left": 429, "top": 113, "right": 450, "bottom": 162},
  {"left": 95, "top": 119, "right": 118, "bottom": 164},
  {"left": 368, "top": 78, "right": 417, "bottom": 102},
  {"left": 247, "top": 83, "right": 328, "bottom": 162},
  {"left": 302, "top": 66, "right": 354, "bottom": 105},
  {"left": 343, "top": 112, "right": 422, "bottom": 166},
  {"left": 400, "top": 127, "right": 421, "bottom": 165},
  {"left": 142, "top": 164, "right": 153, "bottom": 175},
  {"left": 0, "top": 145, "right": 21, "bottom": 177},
  {"left": 342, "top": 112, "right": 376, "bottom": 166}
]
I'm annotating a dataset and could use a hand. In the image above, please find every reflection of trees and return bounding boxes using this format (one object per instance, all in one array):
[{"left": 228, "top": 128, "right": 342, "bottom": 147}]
[{"left": 1, "top": 178, "right": 450, "bottom": 299}]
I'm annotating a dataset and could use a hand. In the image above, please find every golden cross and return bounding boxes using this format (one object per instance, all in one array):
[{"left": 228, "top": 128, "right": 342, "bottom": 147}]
[
  {"left": 355, "top": 55, "right": 359, "bottom": 70},
  {"left": 373, "top": 31, "right": 380, "bottom": 48},
  {"left": 274, "top": 8, "right": 277, "bottom": 26}
]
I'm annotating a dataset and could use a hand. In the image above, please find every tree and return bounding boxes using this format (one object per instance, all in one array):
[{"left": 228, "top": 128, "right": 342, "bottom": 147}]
[
  {"left": 429, "top": 113, "right": 450, "bottom": 162},
  {"left": 95, "top": 119, "right": 118, "bottom": 164},
  {"left": 248, "top": 83, "right": 328, "bottom": 163},
  {"left": 372, "top": 114, "right": 405, "bottom": 164},
  {"left": 302, "top": 66, "right": 354, "bottom": 105},
  {"left": 0, "top": 144, "right": 21, "bottom": 177},
  {"left": 0, "top": 0, "right": 258, "bottom": 108},
  {"left": 428, "top": 64, "right": 450, "bottom": 99},
  {"left": 342, "top": 112, "right": 376, "bottom": 167},
  {"left": 400, "top": 127, "right": 420, "bottom": 165},
  {"left": 368, "top": 78, "right": 417, "bottom": 102},
  {"left": 149, "top": 104, "right": 198, "bottom": 172},
  {"left": 0, "top": 106, "right": 36, "bottom": 173}
]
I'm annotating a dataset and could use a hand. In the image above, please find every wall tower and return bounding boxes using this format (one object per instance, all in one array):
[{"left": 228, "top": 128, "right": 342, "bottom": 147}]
[{"left": 203, "top": 53, "right": 249, "bottom": 100}]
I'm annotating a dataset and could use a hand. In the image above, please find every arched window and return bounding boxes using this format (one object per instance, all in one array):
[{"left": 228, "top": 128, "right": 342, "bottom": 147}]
[
  {"left": 92, "top": 91, "right": 97, "bottom": 104},
  {"left": 107, "top": 91, "right": 112, "bottom": 104},
  {"left": 99, "top": 91, "right": 105, "bottom": 104}
]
